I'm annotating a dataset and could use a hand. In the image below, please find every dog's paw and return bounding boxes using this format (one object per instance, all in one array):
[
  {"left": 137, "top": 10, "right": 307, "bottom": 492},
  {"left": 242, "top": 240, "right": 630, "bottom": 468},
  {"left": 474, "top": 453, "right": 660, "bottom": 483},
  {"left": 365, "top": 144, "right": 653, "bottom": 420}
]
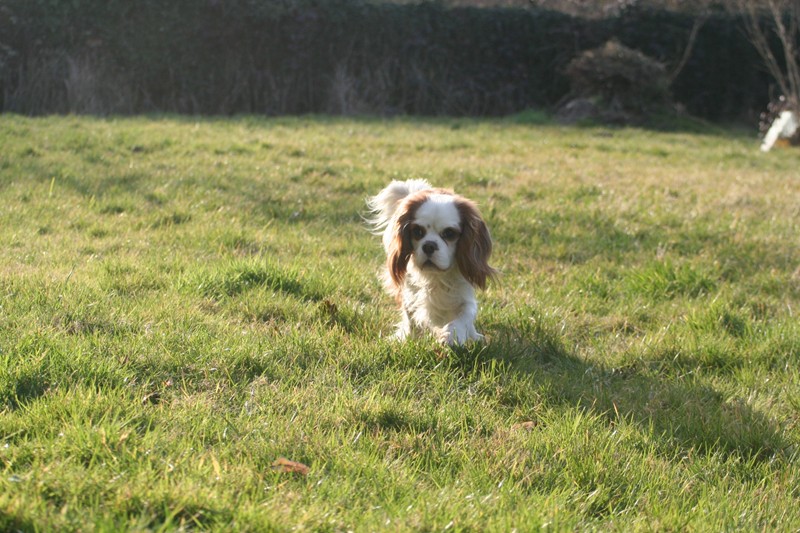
[
  {"left": 391, "top": 322, "right": 413, "bottom": 342},
  {"left": 440, "top": 321, "right": 483, "bottom": 346},
  {"left": 392, "top": 329, "right": 408, "bottom": 342}
]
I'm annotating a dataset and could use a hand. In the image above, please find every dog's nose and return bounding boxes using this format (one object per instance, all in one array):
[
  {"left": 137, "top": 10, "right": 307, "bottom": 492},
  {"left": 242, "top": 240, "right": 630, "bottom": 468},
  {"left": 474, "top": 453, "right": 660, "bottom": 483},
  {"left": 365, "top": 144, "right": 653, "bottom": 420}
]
[{"left": 422, "top": 242, "right": 438, "bottom": 256}]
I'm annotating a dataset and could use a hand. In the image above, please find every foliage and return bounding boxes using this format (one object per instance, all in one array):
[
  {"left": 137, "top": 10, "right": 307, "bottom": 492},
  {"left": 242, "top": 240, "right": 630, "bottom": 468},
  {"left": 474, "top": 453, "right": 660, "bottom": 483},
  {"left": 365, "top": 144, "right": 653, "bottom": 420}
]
[{"left": 0, "top": 0, "right": 774, "bottom": 119}]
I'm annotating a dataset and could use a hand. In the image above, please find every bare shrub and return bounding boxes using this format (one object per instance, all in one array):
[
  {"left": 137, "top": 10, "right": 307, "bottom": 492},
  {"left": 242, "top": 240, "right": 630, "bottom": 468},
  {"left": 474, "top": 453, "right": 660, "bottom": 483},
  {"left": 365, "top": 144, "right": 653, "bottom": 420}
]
[
  {"left": 729, "top": 0, "right": 799, "bottom": 111},
  {"left": 5, "top": 50, "right": 134, "bottom": 115},
  {"left": 326, "top": 61, "right": 397, "bottom": 116},
  {"left": 5, "top": 52, "right": 70, "bottom": 114},
  {"left": 65, "top": 53, "right": 134, "bottom": 115},
  {"left": 327, "top": 63, "right": 373, "bottom": 115}
]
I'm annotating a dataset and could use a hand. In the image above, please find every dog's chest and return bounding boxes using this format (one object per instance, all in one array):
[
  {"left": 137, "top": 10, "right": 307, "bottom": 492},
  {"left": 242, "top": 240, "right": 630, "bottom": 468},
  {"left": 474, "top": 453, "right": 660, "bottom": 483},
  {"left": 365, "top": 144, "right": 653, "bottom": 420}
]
[{"left": 404, "top": 274, "right": 466, "bottom": 326}]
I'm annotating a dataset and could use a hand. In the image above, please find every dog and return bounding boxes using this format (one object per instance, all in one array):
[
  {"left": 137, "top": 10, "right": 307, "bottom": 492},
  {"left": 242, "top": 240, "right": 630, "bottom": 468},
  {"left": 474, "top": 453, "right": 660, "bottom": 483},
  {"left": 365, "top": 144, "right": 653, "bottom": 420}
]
[{"left": 366, "top": 179, "right": 497, "bottom": 345}]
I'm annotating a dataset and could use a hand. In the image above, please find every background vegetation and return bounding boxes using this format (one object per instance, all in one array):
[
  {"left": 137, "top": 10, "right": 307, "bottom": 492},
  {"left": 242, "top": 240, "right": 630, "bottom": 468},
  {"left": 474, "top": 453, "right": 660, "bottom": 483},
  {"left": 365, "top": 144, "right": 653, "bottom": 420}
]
[
  {"left": 0, "top": 0, "right": 775, "bottom": 120},
  {"left": 1, "top": 114, "right": 799, "bottom": 530}
]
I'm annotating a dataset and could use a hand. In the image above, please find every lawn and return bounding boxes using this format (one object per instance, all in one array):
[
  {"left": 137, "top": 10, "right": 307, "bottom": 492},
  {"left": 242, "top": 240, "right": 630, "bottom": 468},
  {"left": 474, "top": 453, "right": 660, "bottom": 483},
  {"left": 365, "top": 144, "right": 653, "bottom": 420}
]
[{"left": 1, "top": 113, "right": 799, "bottom": 531}]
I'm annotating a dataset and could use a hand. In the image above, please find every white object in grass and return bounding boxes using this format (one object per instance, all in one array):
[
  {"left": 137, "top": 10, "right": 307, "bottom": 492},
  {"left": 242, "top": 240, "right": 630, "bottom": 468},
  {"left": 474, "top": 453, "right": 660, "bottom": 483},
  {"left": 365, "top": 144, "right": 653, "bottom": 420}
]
[{"left": 760, "top": 110, "right": 799, "bottom": 152}]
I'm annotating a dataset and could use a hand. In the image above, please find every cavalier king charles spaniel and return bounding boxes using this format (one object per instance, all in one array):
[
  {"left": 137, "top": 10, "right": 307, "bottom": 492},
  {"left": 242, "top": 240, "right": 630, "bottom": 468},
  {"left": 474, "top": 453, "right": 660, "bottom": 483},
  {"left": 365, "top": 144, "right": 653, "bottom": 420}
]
[{"left": 367, "top": 179, "right": 497, "bottom": 345}]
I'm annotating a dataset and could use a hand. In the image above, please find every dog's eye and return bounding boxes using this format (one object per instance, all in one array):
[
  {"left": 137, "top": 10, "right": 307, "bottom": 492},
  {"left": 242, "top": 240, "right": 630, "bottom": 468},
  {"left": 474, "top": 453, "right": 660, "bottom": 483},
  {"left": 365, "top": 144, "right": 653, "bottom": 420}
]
[
  {"left": 440, "top": 228, "right": 459, "bottom": 241},
  {"left": 410, "top": 225, "right": 425, "bottom": 240}
]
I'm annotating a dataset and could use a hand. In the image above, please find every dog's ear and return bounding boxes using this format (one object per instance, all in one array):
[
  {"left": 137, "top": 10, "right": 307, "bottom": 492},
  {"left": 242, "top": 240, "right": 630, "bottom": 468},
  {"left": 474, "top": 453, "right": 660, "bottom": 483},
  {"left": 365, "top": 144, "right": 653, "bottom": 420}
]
[
  {"left": 386, "top": 206, "right": 416, "bottom": 290},
  {"left": 456, "top": 198, "right": 497, "bottom": 290},
  {"left": 387, "top": 225, "right": 411, "bottom": 289},
  {"left": 386, "top": 191, "right": 431, "bottom": 290}
]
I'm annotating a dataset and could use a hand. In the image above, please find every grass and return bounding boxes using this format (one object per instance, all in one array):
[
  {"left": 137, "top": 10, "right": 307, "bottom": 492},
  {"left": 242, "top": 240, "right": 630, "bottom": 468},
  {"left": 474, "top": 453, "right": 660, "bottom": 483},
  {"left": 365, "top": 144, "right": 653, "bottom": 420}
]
[{"left": 1, "top": 113, "right": 799, "bottom": 531}]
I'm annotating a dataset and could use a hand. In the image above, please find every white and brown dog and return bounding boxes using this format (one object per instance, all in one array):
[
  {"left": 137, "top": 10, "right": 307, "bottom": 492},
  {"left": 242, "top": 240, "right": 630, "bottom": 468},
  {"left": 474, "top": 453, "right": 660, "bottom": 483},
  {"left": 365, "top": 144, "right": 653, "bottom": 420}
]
[{"left": 367, "top": 179, "right": 497, "bottom": 345}]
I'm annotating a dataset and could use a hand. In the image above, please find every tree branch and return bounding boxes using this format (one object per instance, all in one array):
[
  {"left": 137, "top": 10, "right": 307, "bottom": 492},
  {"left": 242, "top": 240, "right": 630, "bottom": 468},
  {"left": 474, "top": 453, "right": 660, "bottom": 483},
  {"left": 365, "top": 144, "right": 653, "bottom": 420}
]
[
  {"left": 668, "top": 12, "right": 708, "bottom": 84},
  {"left": 733, "top": 0, "right": 800, "bottom": 109}
]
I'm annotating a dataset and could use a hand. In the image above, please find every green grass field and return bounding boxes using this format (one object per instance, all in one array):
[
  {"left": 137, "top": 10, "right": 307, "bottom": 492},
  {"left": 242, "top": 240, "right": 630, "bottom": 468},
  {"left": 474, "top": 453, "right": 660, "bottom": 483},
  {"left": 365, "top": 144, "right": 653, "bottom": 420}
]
[{"left": 1, "top": 113, "right": 799, "bottom": 531}]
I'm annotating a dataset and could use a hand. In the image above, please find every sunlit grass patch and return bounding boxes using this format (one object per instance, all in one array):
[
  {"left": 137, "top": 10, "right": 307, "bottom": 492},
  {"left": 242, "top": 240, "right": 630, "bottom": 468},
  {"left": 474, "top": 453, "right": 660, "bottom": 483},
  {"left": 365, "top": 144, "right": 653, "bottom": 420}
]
[{"left": 1, "top": 114, "right": 799, "bottom": 530}]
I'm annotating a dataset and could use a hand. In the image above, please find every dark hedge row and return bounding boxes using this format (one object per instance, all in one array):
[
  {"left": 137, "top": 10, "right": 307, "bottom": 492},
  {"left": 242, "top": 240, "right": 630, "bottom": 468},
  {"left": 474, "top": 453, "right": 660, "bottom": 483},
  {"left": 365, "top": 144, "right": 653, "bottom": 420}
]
[{"left": 0, "top": 0, "right": 774, "bottom": 119}]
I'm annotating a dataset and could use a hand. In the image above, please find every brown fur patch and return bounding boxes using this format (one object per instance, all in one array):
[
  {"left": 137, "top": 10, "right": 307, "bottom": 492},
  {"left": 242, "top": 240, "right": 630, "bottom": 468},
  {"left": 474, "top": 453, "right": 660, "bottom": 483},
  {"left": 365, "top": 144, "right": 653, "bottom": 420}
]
[{"left": 455, "top": 198, "right": 497, "bottom": 290}]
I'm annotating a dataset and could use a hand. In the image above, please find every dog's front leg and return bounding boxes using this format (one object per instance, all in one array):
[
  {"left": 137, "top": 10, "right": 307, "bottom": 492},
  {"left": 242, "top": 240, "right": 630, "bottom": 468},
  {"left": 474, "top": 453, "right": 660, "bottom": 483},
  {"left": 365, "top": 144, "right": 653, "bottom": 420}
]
[
  {"left": 393, "top": 314, "right": 411, "bottom": 341},
  {"left": 440, "top": 302, "right": 482, "bottom": 345}
]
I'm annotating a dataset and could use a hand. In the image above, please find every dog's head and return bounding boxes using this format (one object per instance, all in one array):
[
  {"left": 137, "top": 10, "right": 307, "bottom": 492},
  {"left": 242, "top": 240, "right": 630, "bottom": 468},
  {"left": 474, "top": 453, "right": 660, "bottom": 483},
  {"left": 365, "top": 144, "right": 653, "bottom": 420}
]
[{"left": 387, "top": 188, "right": 496, "bottom": 290}]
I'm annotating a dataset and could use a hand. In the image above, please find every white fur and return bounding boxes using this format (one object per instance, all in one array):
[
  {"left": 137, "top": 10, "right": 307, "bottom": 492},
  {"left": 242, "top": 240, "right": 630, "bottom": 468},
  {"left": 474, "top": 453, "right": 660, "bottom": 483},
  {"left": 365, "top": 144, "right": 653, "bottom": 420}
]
[
  {"left": 396, "top": 262, "right": 481, "bottom": 344},
  {"left": 409, "top": 196, "right": 460, "bottom": 272},
  {"left": 366, "top": 179, "right": 490, "bottom": 345},
  {"left": 365, "top": 178, "right": 432, "bottom": 250}
]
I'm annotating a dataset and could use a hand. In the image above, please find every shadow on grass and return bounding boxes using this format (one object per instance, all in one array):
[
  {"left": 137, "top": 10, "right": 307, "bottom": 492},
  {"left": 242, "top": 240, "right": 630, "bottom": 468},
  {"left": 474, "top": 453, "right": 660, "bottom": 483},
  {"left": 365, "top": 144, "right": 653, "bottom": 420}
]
[
  {"left": 504, "top": 108, "right": 747, "bottom": 137},
  {"left": 451, "top": 315, "right": 788, "bottom": 462},
  {"left": 0, "top": 510, "right": 37, "bottom": 533},
  {"left": 187, "top": 259, "right": 324, "bottom": 302}
]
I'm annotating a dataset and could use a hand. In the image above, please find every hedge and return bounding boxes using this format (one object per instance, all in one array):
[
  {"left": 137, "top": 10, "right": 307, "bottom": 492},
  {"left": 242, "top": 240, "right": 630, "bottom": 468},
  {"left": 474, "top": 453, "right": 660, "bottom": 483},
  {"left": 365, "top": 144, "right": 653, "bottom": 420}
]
[{"left": 0, "top": 0, "right": 774, "bottom": 120}]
